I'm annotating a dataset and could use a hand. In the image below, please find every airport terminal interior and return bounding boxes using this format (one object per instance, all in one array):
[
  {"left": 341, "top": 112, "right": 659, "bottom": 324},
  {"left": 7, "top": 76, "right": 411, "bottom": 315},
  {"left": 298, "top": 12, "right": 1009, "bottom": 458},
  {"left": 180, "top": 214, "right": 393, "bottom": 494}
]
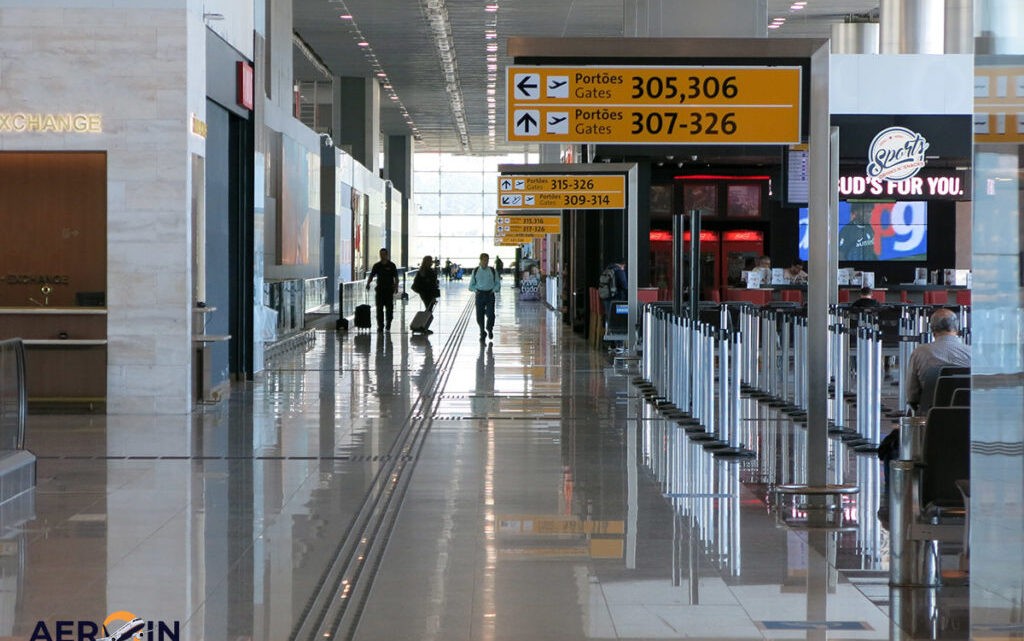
[{"left": 1, "top": 0, "right": 1023, "bottom": 639}]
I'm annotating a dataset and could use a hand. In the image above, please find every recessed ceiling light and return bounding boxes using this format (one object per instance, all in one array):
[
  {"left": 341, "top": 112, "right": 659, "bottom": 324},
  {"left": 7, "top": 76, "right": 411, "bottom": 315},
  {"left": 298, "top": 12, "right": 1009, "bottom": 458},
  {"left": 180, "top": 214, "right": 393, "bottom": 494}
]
[
  {"left": 357, "top": 41, "right": 369, "bottom": 47},
  {"left": 340, "top": 14, "right": 352, "bottom": 19},
  {"left": 485, "top": 4, "right": 499, "bottom": 12}
]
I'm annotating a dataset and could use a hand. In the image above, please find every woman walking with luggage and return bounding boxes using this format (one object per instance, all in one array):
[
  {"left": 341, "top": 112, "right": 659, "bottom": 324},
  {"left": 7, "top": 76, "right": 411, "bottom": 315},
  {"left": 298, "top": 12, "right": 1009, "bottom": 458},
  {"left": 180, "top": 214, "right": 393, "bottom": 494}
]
[{"left": 411, "top": 255, "right": 440, "bottom": 334}]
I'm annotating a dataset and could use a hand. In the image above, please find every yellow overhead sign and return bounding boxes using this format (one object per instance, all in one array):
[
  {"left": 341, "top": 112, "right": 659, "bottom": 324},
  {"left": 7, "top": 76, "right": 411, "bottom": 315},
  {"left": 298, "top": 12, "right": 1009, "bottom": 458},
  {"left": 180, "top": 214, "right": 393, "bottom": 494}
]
[
  {"left": 494, "top": 218, "right": 562, "bottom": 234},
  {"left": 506, "top": 65, "right": 802, "bottom": 144},
  {"left": 497, "top": 174, "right": 625, "bottom": 210}
]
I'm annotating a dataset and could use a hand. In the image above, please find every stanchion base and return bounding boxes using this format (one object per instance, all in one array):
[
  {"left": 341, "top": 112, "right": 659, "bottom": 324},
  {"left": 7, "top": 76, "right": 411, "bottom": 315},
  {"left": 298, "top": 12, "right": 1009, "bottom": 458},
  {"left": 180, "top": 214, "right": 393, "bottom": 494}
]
[
  {"left": 688, "top": 432, "right": 719, "bottom": 442},
  {"left": 712, "top": 447, "right": 756, "bottom": 458},
  {"left": 766, "top": 399, "right": 788, "bottom": 408},
  {"left": 852, "top": 443, "right": 879, "bottom": 453},
  {"left": 701, "top": 439, "right": 730, "bottom": 450},
  {"left": 680, "top": 424, "right": 707, "bottom": 433}
]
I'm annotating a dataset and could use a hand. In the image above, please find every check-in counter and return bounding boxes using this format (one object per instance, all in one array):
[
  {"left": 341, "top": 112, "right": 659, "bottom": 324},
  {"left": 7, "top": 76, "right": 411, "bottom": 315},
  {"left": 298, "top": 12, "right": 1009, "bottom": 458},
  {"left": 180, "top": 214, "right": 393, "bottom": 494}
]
[
  {"left": 0, "top": 308, "right": 107, "bottom": 404},
  {"left": 891, "top": 285, "right": 969, "bottom": 305},
  {"left": 725, "top": 288, "right": 772, "bottom": 305}
]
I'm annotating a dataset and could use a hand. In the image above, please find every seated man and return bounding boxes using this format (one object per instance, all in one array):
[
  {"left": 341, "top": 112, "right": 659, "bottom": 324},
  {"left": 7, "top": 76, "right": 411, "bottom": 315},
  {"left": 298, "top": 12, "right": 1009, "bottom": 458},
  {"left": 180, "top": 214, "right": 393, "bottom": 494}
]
[
  {"left": 905, "top": 308, "right": 970, "bottom": 414},
  {"left": 877, "top": 308, "right": 970, "bottom": 521},
  {"left": 850, "top": 286, "right": 879, "bottom": 308}
]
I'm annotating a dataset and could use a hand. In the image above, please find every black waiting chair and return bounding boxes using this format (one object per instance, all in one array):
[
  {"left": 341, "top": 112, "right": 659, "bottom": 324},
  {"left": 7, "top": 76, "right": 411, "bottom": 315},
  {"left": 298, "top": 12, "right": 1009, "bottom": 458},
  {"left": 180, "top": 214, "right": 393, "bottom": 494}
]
[
  {"left": 933, "top": 375, "right": 971, "bottom": 409},
  {"left": 951, "top": 388, "right": 970, "bottom": 406},
  {"left": 921, "top": 406, "right": 970, "bottom": 514}
]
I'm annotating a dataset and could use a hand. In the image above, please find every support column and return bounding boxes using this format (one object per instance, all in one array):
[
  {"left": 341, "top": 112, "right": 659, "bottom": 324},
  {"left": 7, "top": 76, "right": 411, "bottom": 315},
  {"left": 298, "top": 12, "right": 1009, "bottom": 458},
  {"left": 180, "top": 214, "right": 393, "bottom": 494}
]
[
  {"left": 880, "top": 0, "right": 945, "bottom": 53},
  {"left": 944, "top": 0, "right": 973, "bottom": 53},
  {"left": 334, "top": 76, "right": 381, "bottom": 174},
  {"left": 624, "top": 0, "right": 767, "bottom": 37},
  {"left": 831, "top": 22, "right": 880, "bottom": 53},
  {"left": 385, "top": 134, "right": 414, "bottom": 267}
]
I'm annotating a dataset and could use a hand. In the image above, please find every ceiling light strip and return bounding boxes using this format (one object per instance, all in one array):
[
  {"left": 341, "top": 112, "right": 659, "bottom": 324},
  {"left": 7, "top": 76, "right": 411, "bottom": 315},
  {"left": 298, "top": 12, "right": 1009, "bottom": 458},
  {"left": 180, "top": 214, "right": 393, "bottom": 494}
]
[
  {"left": 333, "top": 0, "right": 421, "bottom": 141},
  {"left": 420, "top": 0, "right": 471, "bottom": 151}
]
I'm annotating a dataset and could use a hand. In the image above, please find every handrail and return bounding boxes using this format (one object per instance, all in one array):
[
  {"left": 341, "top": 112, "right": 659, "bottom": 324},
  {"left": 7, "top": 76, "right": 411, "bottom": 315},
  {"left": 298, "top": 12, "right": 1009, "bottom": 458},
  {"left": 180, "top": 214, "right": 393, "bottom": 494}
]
[{"left": 0, "top": 338, "right": 27, "bottom": 450}]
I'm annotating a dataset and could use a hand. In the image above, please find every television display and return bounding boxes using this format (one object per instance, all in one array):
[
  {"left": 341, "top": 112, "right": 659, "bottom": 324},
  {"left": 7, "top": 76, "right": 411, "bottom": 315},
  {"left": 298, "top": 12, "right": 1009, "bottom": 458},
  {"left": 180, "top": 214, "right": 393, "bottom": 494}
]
[
  {"left": 798, "top": 201, "right": 927, "bottom": 261},
  {"left": 683, "top": 183, "right": 717, "bottom": 216},
  {"left": 726, "top": 183, "right": 762, "bottom": 217}
]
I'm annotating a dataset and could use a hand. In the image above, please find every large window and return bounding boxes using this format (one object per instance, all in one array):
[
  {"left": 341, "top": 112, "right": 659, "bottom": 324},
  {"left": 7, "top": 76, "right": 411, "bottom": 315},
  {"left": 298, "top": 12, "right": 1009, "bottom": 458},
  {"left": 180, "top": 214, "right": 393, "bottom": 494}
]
[{"left": 413, "top": 151, "right": 539, "bottom": 268}]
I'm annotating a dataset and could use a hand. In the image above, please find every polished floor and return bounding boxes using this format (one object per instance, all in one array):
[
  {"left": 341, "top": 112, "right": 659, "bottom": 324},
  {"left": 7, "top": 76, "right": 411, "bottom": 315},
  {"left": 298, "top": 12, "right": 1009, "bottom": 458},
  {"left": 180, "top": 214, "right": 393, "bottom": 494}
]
[{"left": 3, "top": 283, "right": 971, "bottom": 640}]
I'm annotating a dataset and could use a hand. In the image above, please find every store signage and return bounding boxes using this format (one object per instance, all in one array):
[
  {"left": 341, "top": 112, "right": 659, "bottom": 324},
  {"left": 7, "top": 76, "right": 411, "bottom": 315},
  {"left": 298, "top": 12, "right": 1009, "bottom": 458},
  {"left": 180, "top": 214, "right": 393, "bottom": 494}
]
[
  {"left": 839, "top": 173, "right": 965, "bottom": 198},
  {"left": 3, "top": 274, "right": 70, "bottom": 286},
  {"left": 866, "top": 126, "right": 929, "bottom": 182},
  {"left": 0, "top": 113, "right": 101, "bottom": 133},
  {"left": 497, "top": 174, "right": 625, "bottom": 210},
  {"left": 237, "top": 61, "right": 254, "bottom": 110},
  {"left": 505, "top": 65, "right": 802, "bottom": 144}
]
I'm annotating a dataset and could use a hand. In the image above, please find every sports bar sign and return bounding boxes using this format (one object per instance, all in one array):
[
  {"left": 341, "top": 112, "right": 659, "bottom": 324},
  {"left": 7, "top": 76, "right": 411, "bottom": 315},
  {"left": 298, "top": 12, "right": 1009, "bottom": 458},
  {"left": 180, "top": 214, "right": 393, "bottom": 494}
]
[{"left": 506, "top": 65, "right": 801, "bottom": 144}]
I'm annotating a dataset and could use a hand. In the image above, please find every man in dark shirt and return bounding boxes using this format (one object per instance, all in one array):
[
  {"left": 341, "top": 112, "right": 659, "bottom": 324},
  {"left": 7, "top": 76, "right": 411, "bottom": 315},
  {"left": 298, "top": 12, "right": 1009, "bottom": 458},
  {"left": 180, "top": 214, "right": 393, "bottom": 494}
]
[
  {"left": 849, "top": 287, "right": 880, "bottom": 308},
  {"left": 367, "top": 248, "right": 399, "bottom": 332}
]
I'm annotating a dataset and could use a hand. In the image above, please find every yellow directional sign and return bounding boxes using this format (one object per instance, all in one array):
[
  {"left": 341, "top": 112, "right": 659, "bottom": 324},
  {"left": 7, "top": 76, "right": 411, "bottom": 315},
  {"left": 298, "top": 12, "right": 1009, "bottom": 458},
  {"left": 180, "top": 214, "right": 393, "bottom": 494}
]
[
  {"left": 506, "top": 65, "right": 802, "bottom": 144},
  {"left": 494, "top": 218, "right": 562, "bottom": 234},
  {"left": 497, "top": 174, "right": 625, "bottom": 210}
]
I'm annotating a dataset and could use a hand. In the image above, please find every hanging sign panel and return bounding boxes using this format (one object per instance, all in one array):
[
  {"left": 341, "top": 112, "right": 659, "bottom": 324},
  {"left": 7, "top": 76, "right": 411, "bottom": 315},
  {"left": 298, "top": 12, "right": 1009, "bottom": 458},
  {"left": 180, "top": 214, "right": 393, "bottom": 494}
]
[
  {"left": 497, "top": 174, "right": 625, "bottom": 210},
  {"left": 506, "top": 65, "right": 802, "bottom": 144},
  {"left": 494, "top": 222, "right": 562, "bottom": 234}
]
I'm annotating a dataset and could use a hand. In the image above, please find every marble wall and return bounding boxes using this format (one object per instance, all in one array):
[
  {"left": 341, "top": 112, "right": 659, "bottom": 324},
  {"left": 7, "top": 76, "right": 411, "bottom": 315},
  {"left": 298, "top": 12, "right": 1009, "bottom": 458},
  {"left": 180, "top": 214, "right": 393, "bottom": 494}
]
[{"left": 0, "top": 4, "right": 204, "bottom": 413}]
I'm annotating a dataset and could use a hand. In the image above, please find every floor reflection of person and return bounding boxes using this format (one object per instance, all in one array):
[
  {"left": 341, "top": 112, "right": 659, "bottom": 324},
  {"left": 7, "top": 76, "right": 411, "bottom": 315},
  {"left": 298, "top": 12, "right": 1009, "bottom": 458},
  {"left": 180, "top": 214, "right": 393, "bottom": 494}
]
[
  {"left": 473, "top": 342, "right": 495, "bottom": 416},
  {"left": 413, "top": 335, "right": 434, "bottom": 396},
  {"left": 375, "top": 333, "right": 394, "bottom": 397}
]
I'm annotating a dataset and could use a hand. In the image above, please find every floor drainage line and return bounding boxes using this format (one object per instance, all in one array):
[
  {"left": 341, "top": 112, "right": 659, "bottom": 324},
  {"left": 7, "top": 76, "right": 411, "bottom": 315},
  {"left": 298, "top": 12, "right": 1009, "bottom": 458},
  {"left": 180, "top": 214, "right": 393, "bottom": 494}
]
[{"left": 289, "top": 298, "right": 474, "bottom": 641}]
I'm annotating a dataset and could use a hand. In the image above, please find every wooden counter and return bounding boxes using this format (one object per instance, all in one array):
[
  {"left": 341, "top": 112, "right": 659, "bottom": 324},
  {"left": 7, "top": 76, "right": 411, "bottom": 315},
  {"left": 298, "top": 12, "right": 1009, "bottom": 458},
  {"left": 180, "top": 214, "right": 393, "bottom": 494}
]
[{"left": 0, "top": 307, "right": 107, "bottom": 404}]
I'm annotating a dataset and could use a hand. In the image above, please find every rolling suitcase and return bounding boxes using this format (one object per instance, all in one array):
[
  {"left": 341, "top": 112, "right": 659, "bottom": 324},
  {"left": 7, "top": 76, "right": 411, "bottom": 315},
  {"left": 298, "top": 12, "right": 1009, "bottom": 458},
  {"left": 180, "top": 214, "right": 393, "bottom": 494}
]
[
  {"left": 354, "top": 304, "right": 372, "bottom": 330},
  {"left": 410, "top": 310, "right": 433, "bottom": 333}
]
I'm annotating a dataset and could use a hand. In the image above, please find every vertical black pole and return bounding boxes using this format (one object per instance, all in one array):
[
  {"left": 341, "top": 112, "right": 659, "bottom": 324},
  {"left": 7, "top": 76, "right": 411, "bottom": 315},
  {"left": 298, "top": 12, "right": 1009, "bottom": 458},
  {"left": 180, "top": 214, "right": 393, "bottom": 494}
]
[
  {"left": 672, "top": 214, "right": 682, "bottom": 316},
  {"left": 689, "top": 209, "right": 701, "bottom": 320}
]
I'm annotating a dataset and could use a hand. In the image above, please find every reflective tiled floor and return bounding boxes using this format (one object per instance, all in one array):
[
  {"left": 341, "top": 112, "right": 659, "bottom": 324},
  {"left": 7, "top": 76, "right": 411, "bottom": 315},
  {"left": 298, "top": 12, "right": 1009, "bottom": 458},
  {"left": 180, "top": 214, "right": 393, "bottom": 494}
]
[{"left": 2, "top": 283, "right": 971, "bottom": 639}]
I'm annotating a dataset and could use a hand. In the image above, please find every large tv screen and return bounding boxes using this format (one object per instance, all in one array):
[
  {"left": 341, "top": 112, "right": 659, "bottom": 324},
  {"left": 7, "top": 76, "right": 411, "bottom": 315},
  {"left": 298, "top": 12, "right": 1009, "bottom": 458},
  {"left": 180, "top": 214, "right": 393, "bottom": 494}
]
[{"left": 799, "top": 201, "right": 927, "bottom": 262}]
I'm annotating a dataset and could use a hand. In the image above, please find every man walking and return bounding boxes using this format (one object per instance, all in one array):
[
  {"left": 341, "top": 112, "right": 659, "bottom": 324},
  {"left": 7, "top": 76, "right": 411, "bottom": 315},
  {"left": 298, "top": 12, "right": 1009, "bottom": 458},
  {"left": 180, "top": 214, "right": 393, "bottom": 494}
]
[
  {"left": 366, "top": 248, "right": 399, "bottom": 332},
  {"left": 469, "top": 252, "right": 500, "bottom": 343}
]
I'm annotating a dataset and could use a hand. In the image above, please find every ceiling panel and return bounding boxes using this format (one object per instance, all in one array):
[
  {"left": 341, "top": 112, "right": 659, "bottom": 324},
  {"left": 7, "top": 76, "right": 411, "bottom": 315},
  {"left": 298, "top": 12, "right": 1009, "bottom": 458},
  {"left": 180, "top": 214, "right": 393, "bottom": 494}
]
[{"left": 294, "top": 0, "right": 880, "bottom": 154}]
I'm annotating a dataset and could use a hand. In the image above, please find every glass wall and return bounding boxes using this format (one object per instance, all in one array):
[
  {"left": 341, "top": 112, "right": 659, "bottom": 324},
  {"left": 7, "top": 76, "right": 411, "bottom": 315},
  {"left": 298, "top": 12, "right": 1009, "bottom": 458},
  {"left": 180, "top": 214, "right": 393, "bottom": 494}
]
[
  {"left": 412, "top": 151, "right": 539, "bottom": 268},
  {"left": 971, "top": 7, "right": 1024, "bottom": 634}
]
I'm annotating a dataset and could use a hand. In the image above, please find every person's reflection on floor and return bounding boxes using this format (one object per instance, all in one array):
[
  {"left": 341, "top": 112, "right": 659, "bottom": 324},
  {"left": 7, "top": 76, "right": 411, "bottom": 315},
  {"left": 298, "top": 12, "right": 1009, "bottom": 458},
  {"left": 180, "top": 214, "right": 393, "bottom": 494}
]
[
  {"left": 375, "top": 333, "right": 394, "bottom": 398},
  {"left": 473, "top": 342, "right": 496, "bottom": 416},
  {"left": 411, "top": 334, "right": 435, "bottom": 395}
]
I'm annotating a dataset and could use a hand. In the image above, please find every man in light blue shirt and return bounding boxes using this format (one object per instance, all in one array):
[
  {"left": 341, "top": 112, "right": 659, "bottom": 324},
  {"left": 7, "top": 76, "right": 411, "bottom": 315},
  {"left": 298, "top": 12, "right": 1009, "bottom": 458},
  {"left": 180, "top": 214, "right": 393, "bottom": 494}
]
[{"left": 469, "top": 252, "right": 501, "bottom": 342}]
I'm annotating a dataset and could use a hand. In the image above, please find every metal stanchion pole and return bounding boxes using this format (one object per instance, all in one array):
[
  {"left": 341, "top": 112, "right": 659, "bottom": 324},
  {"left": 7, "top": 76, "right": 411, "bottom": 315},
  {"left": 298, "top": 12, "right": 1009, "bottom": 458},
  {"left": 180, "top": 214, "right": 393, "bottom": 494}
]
[
  {"left": 871, "top": 328, "right": 883, "bottom": 446},
  {"left": 718, "top": 328, "right": 730, "bottom": 444},
  {"left": 781, "top": 312, "right": 792, "bottom": 407}
]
